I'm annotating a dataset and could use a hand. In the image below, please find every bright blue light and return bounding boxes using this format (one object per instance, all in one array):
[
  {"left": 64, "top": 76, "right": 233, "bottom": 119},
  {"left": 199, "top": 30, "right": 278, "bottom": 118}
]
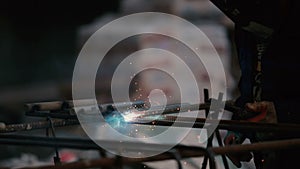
[{"left": 104, "top": 110, "right": 127, "bottom": 129}]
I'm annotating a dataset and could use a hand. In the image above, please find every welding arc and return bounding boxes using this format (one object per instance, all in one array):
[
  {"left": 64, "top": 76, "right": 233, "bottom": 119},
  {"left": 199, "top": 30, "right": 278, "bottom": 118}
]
[{"left": 130, "top": 116, "right": 300, "bottom": 134}]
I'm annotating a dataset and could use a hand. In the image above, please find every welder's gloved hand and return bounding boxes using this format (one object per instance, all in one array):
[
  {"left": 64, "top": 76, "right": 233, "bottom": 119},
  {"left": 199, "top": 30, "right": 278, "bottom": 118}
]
[
  {"left": 245, "top": 101, "right": 278, "bottom": 142},
  {"left": 244, "top": 101, "right": 277, "bottom": 123}
]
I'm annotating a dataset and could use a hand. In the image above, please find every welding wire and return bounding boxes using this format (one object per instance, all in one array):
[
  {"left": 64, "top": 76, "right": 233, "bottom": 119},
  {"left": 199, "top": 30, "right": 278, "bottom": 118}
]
[
  {"left": 0, "top": 119, "right": 79, "bottom": 133},
  {"left": 130, "top": 116, "right": 300, "bottom": 134},
  {"left": 15, "top": 138, "right": 300, "bottom": 169}
]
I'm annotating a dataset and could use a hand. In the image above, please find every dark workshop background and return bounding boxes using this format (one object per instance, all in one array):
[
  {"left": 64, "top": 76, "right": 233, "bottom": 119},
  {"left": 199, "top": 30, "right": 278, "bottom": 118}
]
[
  {"left": 0, "top": 0, "right": 121, "bottom": 123},
  {"left": 0, "top": 0, "right": 240, "bottom": 166},
  {"left": 0, "top": 0, "right": 238, "bottom": 123}
]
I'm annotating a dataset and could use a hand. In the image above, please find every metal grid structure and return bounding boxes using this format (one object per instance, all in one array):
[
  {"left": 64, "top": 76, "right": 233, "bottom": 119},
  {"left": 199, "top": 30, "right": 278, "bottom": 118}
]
[{"left": 1, "top": 90, "right": 300, "bottom": 169}]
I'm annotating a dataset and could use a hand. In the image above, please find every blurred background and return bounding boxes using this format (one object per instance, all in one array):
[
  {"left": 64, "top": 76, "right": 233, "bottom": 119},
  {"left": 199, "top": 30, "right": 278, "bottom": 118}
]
[
  {"left": 0, "top": 0, "right": 239, "bottom": 123},
  {"left": 0, "top": 0, "right": 247, "bottom": 168}
]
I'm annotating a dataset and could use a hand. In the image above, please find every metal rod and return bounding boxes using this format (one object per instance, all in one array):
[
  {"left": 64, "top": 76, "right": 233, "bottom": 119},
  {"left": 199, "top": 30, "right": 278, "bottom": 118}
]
[
  {"left": 2, "top": 115, "right": 300, "bottom": 134},
  {"left": 0, "top": 119, "right": 79, "bottom": 133},
  {"left": 215, "top": 130, "right": 230, "bottom": 169},
  {"left": 25, "top": 111, "right": 78, "bottom": 119},
  {"left": 0, "top": 134, "right": 101, "bottom": 150},
  {"left": 2, "top": 134, "right": 299, "bottom": 153},
  {"left": 0, "top": 134, "right": 190, "bottom": 153},
  {"left": 24, "top": 100, "right": 235, "bottom": 119},
  {"left": 15, "top": 138, "right": 300, "bottom": 169},
  {"left": 25, "top": 100, "right": 145, "bottom": 112},
  {"left": 201, "top": 89, "right": 212, "bottom": 169},
  {"left": 123, "top": 100, "right": 259, "bottom": 120},
  {"left": 131, "top": 116, "right": 300, "bottom": 134},
  {"left": 202, "top": 90, "right": 224, "bottom": 169}
]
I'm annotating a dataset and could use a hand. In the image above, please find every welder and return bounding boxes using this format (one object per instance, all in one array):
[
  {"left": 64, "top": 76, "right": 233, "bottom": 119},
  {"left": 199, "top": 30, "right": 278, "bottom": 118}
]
[{"left": 209, "top": 0, "right": 300, "bottom": 168}]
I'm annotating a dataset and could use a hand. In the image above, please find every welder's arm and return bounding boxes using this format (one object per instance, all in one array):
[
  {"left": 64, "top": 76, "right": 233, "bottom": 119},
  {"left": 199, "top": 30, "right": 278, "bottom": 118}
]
[{"left": 244, "top": 101, "right": 277, "bottom": 123}]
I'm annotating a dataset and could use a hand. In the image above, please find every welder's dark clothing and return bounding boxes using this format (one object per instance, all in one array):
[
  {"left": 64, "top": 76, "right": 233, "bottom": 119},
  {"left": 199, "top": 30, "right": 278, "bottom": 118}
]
[{"left": 233, "top": 1, "right": 300, "bottom": 168}]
